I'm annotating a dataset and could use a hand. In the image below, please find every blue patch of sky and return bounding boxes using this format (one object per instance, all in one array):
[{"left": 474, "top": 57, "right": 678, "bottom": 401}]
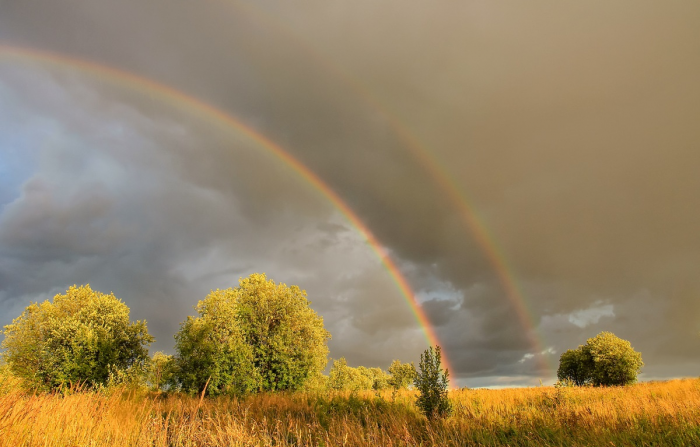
[
  {"left": 415, "top": 287, "right": 463, "bottom": 305},
  {"left": 0, "top": 79, "right": 56, "bottom": 208}
]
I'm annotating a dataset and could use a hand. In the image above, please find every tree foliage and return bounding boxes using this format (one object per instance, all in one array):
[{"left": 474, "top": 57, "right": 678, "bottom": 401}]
[
  {"left": 1, "top": 285, "right": 153, "bottom": 391},
  {"left": 173, "top": 273, "right": 330, "bottom": 395},
  {"left": 557, "top": 331, "right": 643, "bottom": 386},
  {"left": 327, "top": 358, "right": 390, "bottom": 391},
  {"left": 585, "top": 331, "right": 644, "bottom": 386},
  {"left": 557, "top": 348, "right": 592, "bottom": 386},
  {"left": 146, "top": 351, "right": 175, "bottom": 391},
  {"left": 387, "top": 360, "right": 416, "bottom": 390},
  {"left": 173, "top": 290, "right": 259, "bottom": 395},
  {"left": 414, "top": 345, "right": 451, "bottom": 419}
]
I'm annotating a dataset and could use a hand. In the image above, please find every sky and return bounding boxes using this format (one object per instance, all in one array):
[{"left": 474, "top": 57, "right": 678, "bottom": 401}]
[{"left": 0, "top": 0, "right": 699, "bottom": 388}]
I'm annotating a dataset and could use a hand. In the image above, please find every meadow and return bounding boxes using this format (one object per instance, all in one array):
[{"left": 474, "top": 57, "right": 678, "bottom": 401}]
[{"left": 1, "top": 375, "right": 699, "bottom": 447}]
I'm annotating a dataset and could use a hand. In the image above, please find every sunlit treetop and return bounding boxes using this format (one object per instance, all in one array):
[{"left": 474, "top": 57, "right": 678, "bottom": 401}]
[{"left": 1, "top": 284, "right": 153, "bottom": 391}]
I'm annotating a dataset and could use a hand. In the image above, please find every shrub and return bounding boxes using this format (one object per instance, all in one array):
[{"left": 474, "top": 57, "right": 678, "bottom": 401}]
[
  {"left": 173, "top": 273, "right": 330, "bottom": 395},
  {"left": 1, "top": 285, "right": 153, "bottom": 391},
  {"left": 388, "top": 359, "right": 416, "bottom": 390},
  {"left": 414, "top": 345, "right": 452, "bottom": 419},
  {"left": 557, "top": 331, "right": 643, "bottom": 386}
]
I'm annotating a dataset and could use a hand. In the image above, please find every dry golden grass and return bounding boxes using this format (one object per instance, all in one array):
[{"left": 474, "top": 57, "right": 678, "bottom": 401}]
[{"left": 1, "top": 374, "right": 699, "bottom": 446}]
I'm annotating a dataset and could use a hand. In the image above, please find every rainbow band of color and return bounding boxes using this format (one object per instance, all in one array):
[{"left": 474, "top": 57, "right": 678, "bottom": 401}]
[
  {"left": 230, "top": 2, "right": 553, "bottom": 376},
  {"left": 0, "top": 44, "right": 456, "bottom": 386}
]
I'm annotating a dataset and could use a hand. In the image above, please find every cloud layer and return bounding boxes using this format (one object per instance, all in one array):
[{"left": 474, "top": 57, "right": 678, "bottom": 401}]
[{"left": 1, "top": 0, "right": 699, "bottom": 387}]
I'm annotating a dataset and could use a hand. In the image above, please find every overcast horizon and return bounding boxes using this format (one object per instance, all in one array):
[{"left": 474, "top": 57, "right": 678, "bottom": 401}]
[{"left": 1, "top": 1, "right": 699, "bottom": 388}]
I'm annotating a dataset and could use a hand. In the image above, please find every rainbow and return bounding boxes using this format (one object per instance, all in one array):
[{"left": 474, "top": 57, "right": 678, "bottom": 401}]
[
  {"left": 0, "top": 44, "right": 457, "bottom": 386},
  {"left": 228, "top": 2, "right": 553, "bottom": 375}
]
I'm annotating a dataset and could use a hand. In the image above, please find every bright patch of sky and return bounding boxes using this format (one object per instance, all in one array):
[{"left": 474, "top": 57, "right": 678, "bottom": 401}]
[
  {"left": 568, "top": 301, "right": 615, "bottom": 328},
  {"left": 0, "top": 76, "right": 65, "bottom": 208},
  {"left": 518, "top": 347, "right": 556, "bottom": 364},
  {"left": 415, "top": 276, "right": 468, "bottom": 305},
  {"left": 539, "top": 300, "right": 616, "bottom": 333}
]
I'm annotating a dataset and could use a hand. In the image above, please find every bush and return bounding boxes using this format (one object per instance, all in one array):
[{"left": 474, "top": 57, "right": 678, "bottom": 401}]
[
  {"left": 1, "top": 285, "right": 153, "bottom": 391},
  {"left": 388, "top": 359, "right": 416, "bottom": 390},
  {"left": 327, "top": 358, "right": 390, "bottom": 391},
  {"left": 414, "top": 345, "right": 452, "bottom": 419},
  {"left": 146, "top": 351, "right": 175, "bottom": 391},
  {"left": 557, "top": 331, "right": 643, "bottom": 386},
  {"left": 557, "top": 348, "right": 592, "bottom": 386},
  {"left": 173, "top": 273, "right": 331, "bottom": 395}
]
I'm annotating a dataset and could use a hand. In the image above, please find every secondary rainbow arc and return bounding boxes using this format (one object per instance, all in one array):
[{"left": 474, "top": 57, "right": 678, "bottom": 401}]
[
  {"left": 229, "top": 2, "right": 553, "bottom": 376},
  {"left": 0, "top": 44, "right": 457, "bottom": 386}
]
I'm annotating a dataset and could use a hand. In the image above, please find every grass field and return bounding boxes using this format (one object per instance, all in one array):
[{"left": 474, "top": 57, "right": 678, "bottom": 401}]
[{"left": 1, "top": 375, "right": 699, "bottom": 446}]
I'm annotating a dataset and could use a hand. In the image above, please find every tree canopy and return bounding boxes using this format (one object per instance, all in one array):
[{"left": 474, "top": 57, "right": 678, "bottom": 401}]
[
  {"left": 387, "top": 360, "right": 416, "bottom": 390},
  {"left": 327, "top": 357, "right": 390, "bottom": 391},
  {"left": 173, "top": 273, "right": 331, "bottom": 395},
  {"left": 1, "top": 285, "right": 153, "bottom": 391},
  {"left": 557, "top": 331, "right": 643, "bottom": 386},
  {"left": 557, "top": 347, "right": 592, "bottom": 386}
]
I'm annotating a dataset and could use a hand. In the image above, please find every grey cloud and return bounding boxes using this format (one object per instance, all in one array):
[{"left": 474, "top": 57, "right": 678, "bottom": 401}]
[{"left": 1, "top": 0, "right": 699, "bottom": 386}]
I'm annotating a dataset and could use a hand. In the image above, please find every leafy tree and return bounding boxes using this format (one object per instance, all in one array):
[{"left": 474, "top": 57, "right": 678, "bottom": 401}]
[
  {"left": 173, "top": 291, "right": 261, "bottom": 395},
  {"left": 173, "top": 273, "right": 330, "bottom": 395},
  {"left": 327, "top": 358, "right": 370, "bottom": 391},
  {"left": 557, "top": 348, "right": 592, "bottom": 386},
  {"left": 387, "top": 359, "right": 416, "bottom": 390},
  {"left": 327, "top": 358, "right": 390, "bottom": 391},
  {"left": 301, "top": 371, "right": 328, "bottom": 392},
  {"left": 414, "top": 345, "right": 451, "bottom": 419},
  {"left": 585, "top": 331, "right": 643, "bottom": 386},
  {"left": 1, "top": 285, "right": 153, "bottom": 391},
  {"left": 365, "top": 366, "right": 390, "bottom": 390},
  {"left": 146, "top": 351, "right": 175, "bottom": 391},
  {"left": 327, "top": 357, "right": 352, "bottom": 390},
  {"left": 557, "top": 331, "right": 643, "bottom": 386}
]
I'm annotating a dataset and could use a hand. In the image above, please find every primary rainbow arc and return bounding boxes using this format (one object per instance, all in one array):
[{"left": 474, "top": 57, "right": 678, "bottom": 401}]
[
  {"left": 229, "top": 2, "right": 552, "bottom": 376},
  {"left": 0, "top": 44, "right": 457, "bottom": 387}
]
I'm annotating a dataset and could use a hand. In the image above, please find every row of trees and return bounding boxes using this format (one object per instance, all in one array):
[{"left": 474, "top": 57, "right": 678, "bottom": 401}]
[
  {"left": 0, "top": 275, "right": 418, "bottom": 395},
  {"left": 1, "top": 274, "right": 644, "bottom": 403},
  {"left": 326, "top": 358, "right": 417, "bottom": 391}
]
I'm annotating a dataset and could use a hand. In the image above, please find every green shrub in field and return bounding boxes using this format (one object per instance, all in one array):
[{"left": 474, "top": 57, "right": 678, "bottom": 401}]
[
  {"left": 557, "top": 331, "right": 643, "bottom": 386},
  {"left": 1, "top": 285, "right": 153, "bottom": 391},
  {"left": 327, "top": 358, "right": 390, "bottom": 391},
  {"left": 173, "top": 273, "right": 331, "bottom": 395},
  {"left": 414, "top": 345, "right": 452, "bottom": 419},
  {"left": 388, "top": 360, "right": 416, "bottom": 390},
  {"left": 146, "top": 351, "right": 175, "bottom": 391},
  {"left": 558, "top": 348, "right": 592, "bottom": 386}
]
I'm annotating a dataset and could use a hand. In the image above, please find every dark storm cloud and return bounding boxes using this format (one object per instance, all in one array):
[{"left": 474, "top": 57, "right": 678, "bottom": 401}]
[{"left": 1, "top": 0, "right": 699, "bottom": 386}]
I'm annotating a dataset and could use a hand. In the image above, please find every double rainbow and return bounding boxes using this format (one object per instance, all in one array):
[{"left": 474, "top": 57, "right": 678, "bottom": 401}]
[
  {"left": 222, "top": 1, "right": 553, "bottom": 376},
  {"left": 0, "top": 45, "right": 459, "bottom": 385}
]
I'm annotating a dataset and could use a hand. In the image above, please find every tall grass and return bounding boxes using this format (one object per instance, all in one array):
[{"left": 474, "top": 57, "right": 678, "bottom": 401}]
[{"left": 1, "top": 374, "right": 699, "bottom": 446}]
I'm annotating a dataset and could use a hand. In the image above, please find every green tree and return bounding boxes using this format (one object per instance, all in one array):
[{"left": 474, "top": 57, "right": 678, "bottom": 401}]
[
  {"left": 585, "top": 331, "right": 643, "bottom": 386},
  {"left": 327, "top": 358, "right": 389, "bottom": 391},
  {"left": 174, "top": 273, "right": 330, "bottom": 395},
  {"left": 326, "top": 357, "right": 389, "bottom": 391},
  {"left": 146, "top": 351, "right": 175, "bottom": 391},
  {"left": 387, "top": 359, "right": 416, "bottom": 390},
  {"left": 557, "top": 347, "right": 592, "bottom": 386},
  {"left": 301, "top": 371, "right": 328, "bottom": 392},
  {"left": 1, "top": 285, "right": 153, "bottom": 391},
  {"left": 327, "top": 357, "right": 352, "bottom": 390},
  {"left": 365, "top": 366, "right": 390, "bottom": 390},
  {"left": 414, "top": 345, "right": 452, "bottom": 419},
  {"left": 557, "top": 331, "right": 643, "bottom": 387},
  {"left": 173, "top": 290, "right": 261, "bottom": 395},
  {"left": 327, "top": 358, "right": 369, "bottom": 391}
]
